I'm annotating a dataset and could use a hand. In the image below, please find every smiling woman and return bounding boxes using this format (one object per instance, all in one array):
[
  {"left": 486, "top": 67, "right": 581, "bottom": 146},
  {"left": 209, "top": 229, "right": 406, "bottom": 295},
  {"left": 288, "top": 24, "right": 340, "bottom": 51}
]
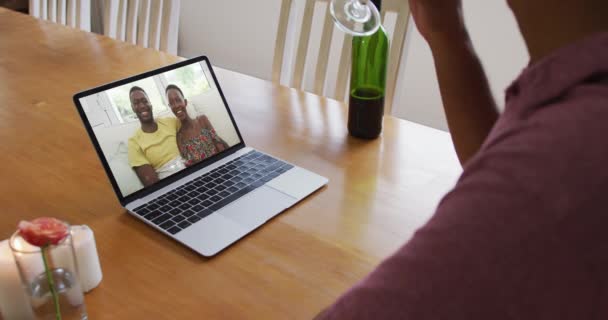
[{"left": 165, "top": 84, "right": 229, "bottom": 167}]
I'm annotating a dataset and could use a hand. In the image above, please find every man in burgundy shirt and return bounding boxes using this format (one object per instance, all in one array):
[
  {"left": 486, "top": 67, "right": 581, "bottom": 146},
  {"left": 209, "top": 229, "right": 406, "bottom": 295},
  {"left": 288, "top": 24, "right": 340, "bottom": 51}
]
[{"left": 316, "top": 0, "right": 608, "bottom": 318}]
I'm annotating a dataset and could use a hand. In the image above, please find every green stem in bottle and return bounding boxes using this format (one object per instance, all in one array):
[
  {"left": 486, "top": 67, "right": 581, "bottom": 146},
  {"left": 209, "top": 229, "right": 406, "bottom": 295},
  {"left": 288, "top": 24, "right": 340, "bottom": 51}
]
[{"left": 41, "top": 245, "right": 62, "bottom": 320}]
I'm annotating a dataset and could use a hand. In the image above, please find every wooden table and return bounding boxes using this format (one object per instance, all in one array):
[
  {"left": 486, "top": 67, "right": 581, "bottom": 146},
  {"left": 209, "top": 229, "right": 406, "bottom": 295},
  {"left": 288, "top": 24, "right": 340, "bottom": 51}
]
[{"left": 0, "top": 8, "right": 461, "bottom": 319}]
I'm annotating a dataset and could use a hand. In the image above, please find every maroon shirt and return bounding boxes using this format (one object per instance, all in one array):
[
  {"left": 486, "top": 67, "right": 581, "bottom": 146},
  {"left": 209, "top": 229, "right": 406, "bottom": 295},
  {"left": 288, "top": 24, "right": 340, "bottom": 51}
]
[{"left": 319, "top": 33, "right": 608, "bottom": 319}]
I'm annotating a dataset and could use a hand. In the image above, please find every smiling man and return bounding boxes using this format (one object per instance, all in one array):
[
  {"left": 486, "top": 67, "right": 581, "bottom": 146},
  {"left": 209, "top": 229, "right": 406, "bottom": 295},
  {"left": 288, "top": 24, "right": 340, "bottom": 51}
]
[
  {"left": 127, "top": 86, "right": 183, "bottom": 187},
  {"left": 315, "top": 0, "right": 608, "bottom": 318}
]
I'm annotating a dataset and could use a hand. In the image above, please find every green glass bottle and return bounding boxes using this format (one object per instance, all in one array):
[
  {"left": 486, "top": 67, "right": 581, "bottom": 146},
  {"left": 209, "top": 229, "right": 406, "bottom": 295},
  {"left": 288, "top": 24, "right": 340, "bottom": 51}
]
[{"left": 348, "top": 0, "right": 389, "bottom": 139}]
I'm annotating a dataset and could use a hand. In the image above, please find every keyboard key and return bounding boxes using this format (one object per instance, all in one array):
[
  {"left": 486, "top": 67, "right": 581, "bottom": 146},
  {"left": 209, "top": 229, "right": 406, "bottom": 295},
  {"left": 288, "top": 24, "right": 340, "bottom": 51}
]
[
  {"left": 143, "top": 210, "right": 162, "bottom": 220},
  {"left": 152, "top": 214, "right": 172, "bottom": 225},
  {"left": 253, "top": 173, "right": 263, "bottom": 179},
  {"left": 232, "top": 176, "right": 243, "bottom": 182},
  {"left": 169, "top": 208, "right": 182, "bottom": 216},
  {"left": 169, "top": 200, "right": 181, "bottom": 207},
  {"left": 202, "top": 176, "right": 213, "bottom": 183},
  {"left": 216, "top": 185, "right": 226, "bottom": 191},
  {"left": 157, "top": 199, "right": 168, "bottom": 206},
  {"left": 188, "top": 190, "right": 201, "bottom": 197},
  {"left": 251, "top": 180, "right": 265, "bottom": 188},
  {"left": 167, "top": 226, "right": 182, "bottom": 235},
  {"left": 206, "top": 182, "right": 217, "bottom": 189},
  {"left": 185, "top": 185, "right": 196, "bottom": 192},
  {"left": 194, "top": 181, "right": 205, "bottom": 187},
  {"left": 182, "top": 209, "right": 196, "bottom": 217},
  {"left": 207, "top": 189, "right": 218, "bottom": 196},
  {"left": 136, "top": 208, "right": 150, "bottom": 216},
  {"left": 266, "top": 163, "right": 283, "bottom": 172},
  {"left": 236, "top": 182, "right": 247, "bottom": 188},
  {"left": 196, "top": 193, "right": 209, "bottom": 201},
  {"left": 243, "top": 177, "right": 255, "bottom": 184},
  {"left": 166, "top": 194, "right": 178, "bottom": 201},
  {"left": 173, "top": 215, "right": 186, "bottom": 223},
  {"left": 178, "top": 221, "right": 192, "bottom": 229},
  {"left": 218, "top": 169, "right": 229, "bottom": 174},
  {"left": 227, "top": 186, "right": 239, "bottom": 193},
  {"left": 176, "top": 190, "right": 187, "bottom": 196},
  {"left": 219, "top": 191, "right": 231, "bottom": 198},
  {"left": 209, "top": 185, "right": 256, "bottom": 211},
  {"left": 210, "top": 195, "right": 222, "bottom": 202},
  {"left": 227, "top": 165, "right": 237, "bottom": 170},
  {"left": 147, "top": 203, "right": 160, "bottom": 210},
  {"left": 134, "top": 204, "right": 147, "bottom": 212},
  {"left": 224, "top": 180, "right": 235, "bottom": 187},
  {"left": 178, "top": 196, "right": 190, "bottom": 203},
  {"left": 196, "top": 209, "right": 214, "bottom": 219},
  {"left": 159, "top": 220, "right": 175, "bottom": 230},
  {"left": 188, "top": 216, "right": 202, "bottom": 223},
  {"left": 202, "top": 200, "right": 213, "bottom": 207},
  {"left": 215, "top": 178, "right": 225, "bottom": 184},
  {"left": 210, "top": 173, "right": 221, "bottom": 179},
  {"left": 188, "top": 198, "right": 201, "bottom": 205}
]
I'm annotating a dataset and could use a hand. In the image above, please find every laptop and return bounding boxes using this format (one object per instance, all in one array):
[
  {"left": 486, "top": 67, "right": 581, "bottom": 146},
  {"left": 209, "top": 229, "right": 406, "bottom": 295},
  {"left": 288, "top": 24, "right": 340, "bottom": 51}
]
[{"left": 73, "top": 56, "right": 328, "bottom": 257}]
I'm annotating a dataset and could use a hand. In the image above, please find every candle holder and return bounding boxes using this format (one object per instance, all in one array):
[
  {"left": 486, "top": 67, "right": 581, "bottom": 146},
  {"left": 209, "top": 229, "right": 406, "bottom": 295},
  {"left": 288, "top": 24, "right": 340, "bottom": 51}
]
[{"left": 10, "top": 226, "right": 88, "bottom": 320}]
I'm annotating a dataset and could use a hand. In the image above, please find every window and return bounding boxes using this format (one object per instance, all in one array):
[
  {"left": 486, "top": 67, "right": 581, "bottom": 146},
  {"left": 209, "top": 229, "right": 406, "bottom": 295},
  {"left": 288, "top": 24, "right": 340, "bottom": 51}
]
[
  {"left": 164, "top": 62, "right": 211, "bottom": 98},
  {"left": 106, "top": 77, "right": 168, "bottom": 124}
]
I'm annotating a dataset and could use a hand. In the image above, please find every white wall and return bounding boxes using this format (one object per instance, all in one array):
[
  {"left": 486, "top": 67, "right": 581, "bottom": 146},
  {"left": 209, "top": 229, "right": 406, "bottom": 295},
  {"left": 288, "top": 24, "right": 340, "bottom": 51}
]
[
  {"left": 178, "top": 0, "right": 282, "bottom": 80},
  {"left": 178, "top": 0, "right": 530, "bottom": 131},
  {"left": 393, "top": 0, "right": 529, "bottom": 130}
]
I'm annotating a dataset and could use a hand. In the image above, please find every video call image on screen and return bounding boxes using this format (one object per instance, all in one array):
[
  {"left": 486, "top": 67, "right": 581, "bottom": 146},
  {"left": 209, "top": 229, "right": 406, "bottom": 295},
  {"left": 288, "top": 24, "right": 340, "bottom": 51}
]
[{"left": 79, "top": 61, "right": 240, "bottom": 197}]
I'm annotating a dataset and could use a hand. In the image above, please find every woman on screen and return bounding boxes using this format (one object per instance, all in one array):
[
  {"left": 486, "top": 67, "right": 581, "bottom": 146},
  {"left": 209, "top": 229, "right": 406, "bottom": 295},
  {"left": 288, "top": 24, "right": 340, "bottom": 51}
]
[{"left": 165, "top": 84, "right": 230, "bottom": 167}]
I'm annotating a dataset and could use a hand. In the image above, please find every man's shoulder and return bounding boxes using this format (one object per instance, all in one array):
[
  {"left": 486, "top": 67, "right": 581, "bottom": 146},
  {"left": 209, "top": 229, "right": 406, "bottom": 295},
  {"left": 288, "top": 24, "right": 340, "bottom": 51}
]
[
  {"left": 128, "top": 128, "right": 144, "bottom": 145},
  {"left": 157, "top": 117, "right": 177, "bottom": 125},
  {"left": 157, "top": 117, "right": 179, "bottom": 130}
]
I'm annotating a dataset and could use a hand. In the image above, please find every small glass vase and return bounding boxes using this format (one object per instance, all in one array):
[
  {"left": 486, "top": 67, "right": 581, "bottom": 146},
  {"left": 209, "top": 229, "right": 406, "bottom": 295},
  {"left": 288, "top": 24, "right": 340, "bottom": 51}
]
[{"left": 9, "top": 227, "right": 88, "bottom": 320}]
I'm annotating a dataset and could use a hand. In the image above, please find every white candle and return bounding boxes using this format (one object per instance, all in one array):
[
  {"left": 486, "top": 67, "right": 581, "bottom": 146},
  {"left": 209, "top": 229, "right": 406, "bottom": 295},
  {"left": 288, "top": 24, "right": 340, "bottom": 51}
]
[
  {"left": 0, "top": 240, "right": 34, "bottom": 320},
  {"left": 71, "top": 225, "right": 103, "bottom": 293}
]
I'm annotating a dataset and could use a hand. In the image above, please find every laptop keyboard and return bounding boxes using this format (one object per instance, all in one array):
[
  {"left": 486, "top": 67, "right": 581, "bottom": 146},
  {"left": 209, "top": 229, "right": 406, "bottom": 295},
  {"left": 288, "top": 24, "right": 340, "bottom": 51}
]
[{"left": 132, "top": 150, "right": 294, "bottom": 235}]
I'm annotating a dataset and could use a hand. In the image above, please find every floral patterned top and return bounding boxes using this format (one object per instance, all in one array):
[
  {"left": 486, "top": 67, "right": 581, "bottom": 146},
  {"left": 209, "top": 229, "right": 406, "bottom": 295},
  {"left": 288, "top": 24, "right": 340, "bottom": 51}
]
[{"left": 178, "top": 128, "right": 222, "bottom": 167}]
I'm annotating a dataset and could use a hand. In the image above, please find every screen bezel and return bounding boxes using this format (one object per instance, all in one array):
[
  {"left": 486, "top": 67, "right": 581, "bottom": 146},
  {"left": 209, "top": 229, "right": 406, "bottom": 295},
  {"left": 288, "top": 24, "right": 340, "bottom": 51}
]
[{"left": 73, "top": 56, "right": 246, "bottom": 206}]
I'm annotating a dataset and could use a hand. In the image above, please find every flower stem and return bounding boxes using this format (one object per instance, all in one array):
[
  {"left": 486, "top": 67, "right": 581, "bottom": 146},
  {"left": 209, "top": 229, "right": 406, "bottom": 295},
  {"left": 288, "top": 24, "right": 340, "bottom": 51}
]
[{"left": 42, "top": 246, "right": 62, "bottom": 320}]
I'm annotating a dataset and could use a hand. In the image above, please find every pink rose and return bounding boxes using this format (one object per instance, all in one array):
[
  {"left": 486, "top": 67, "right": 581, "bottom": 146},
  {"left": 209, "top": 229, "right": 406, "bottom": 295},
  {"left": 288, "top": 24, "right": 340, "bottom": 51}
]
[{"left": 18, "top": 217, "right": 69, "bottom": 247}]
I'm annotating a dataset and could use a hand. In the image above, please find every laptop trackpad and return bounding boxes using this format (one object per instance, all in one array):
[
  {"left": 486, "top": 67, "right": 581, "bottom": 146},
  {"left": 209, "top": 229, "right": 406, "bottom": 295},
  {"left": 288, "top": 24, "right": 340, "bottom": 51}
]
[{"left": 219, "top": 186, "right": 296, "bottom": 228}]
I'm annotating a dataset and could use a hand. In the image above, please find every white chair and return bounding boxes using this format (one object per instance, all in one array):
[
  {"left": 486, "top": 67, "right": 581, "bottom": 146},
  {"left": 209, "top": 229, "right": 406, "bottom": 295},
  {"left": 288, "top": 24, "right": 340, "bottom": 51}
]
[
  {"left": 272, "top": 0, "right": 410, "bottom": 115},
  {"left": 29, "top": 0, "right": 91, "bottom": 31},
  {"left": 102, "top": 0, "right": 180, "bottom": 55}
]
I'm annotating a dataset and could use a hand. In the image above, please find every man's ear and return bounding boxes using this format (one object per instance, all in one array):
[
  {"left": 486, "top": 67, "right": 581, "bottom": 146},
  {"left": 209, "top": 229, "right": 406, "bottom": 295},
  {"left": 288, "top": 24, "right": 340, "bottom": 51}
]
[{"left": 185, "top": 99, "right": 188, "bottom": 106}]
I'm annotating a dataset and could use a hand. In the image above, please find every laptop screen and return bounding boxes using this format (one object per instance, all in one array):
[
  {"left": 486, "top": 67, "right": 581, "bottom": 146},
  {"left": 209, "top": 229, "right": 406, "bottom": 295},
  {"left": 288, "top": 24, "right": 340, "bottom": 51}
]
[{"left": 76, "top": 59, "right": 242, "bottom": 198}]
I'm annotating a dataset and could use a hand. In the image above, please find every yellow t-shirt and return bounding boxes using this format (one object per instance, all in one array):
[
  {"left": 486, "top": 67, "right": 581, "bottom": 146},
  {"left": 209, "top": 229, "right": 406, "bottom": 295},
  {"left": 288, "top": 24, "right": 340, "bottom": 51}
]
[{"left": 128, "top": 117, "right": 181, "bottom": 170}]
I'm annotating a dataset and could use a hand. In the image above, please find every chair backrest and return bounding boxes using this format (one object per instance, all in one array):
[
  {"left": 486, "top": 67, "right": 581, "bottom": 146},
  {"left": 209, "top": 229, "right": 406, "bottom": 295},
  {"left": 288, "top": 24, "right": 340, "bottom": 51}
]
[
  {"left": 29, "top": 0, "right": 91, "bottom": 31},
  {"left": 272, "top": 0, "right": 410, "bottom": 114},
  {"left": 102, "top": 0, "right": 180, "bottom": 55}
]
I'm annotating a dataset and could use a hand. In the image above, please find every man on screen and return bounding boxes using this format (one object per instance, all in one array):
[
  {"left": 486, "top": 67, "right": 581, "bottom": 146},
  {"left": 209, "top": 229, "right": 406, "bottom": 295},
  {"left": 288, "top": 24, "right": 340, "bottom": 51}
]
[{"left": 127, "top": 86, "right": 184, "bottom": 187}]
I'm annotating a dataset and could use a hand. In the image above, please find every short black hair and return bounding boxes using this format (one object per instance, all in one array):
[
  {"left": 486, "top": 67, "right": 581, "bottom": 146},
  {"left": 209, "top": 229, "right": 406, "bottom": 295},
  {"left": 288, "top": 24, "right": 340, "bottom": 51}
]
[
  {"left": 165, "top": 84, "right": 184, "bottom": 99},
  {"left": 129, "top": 86, "right": 148, "bottom": 98}
]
